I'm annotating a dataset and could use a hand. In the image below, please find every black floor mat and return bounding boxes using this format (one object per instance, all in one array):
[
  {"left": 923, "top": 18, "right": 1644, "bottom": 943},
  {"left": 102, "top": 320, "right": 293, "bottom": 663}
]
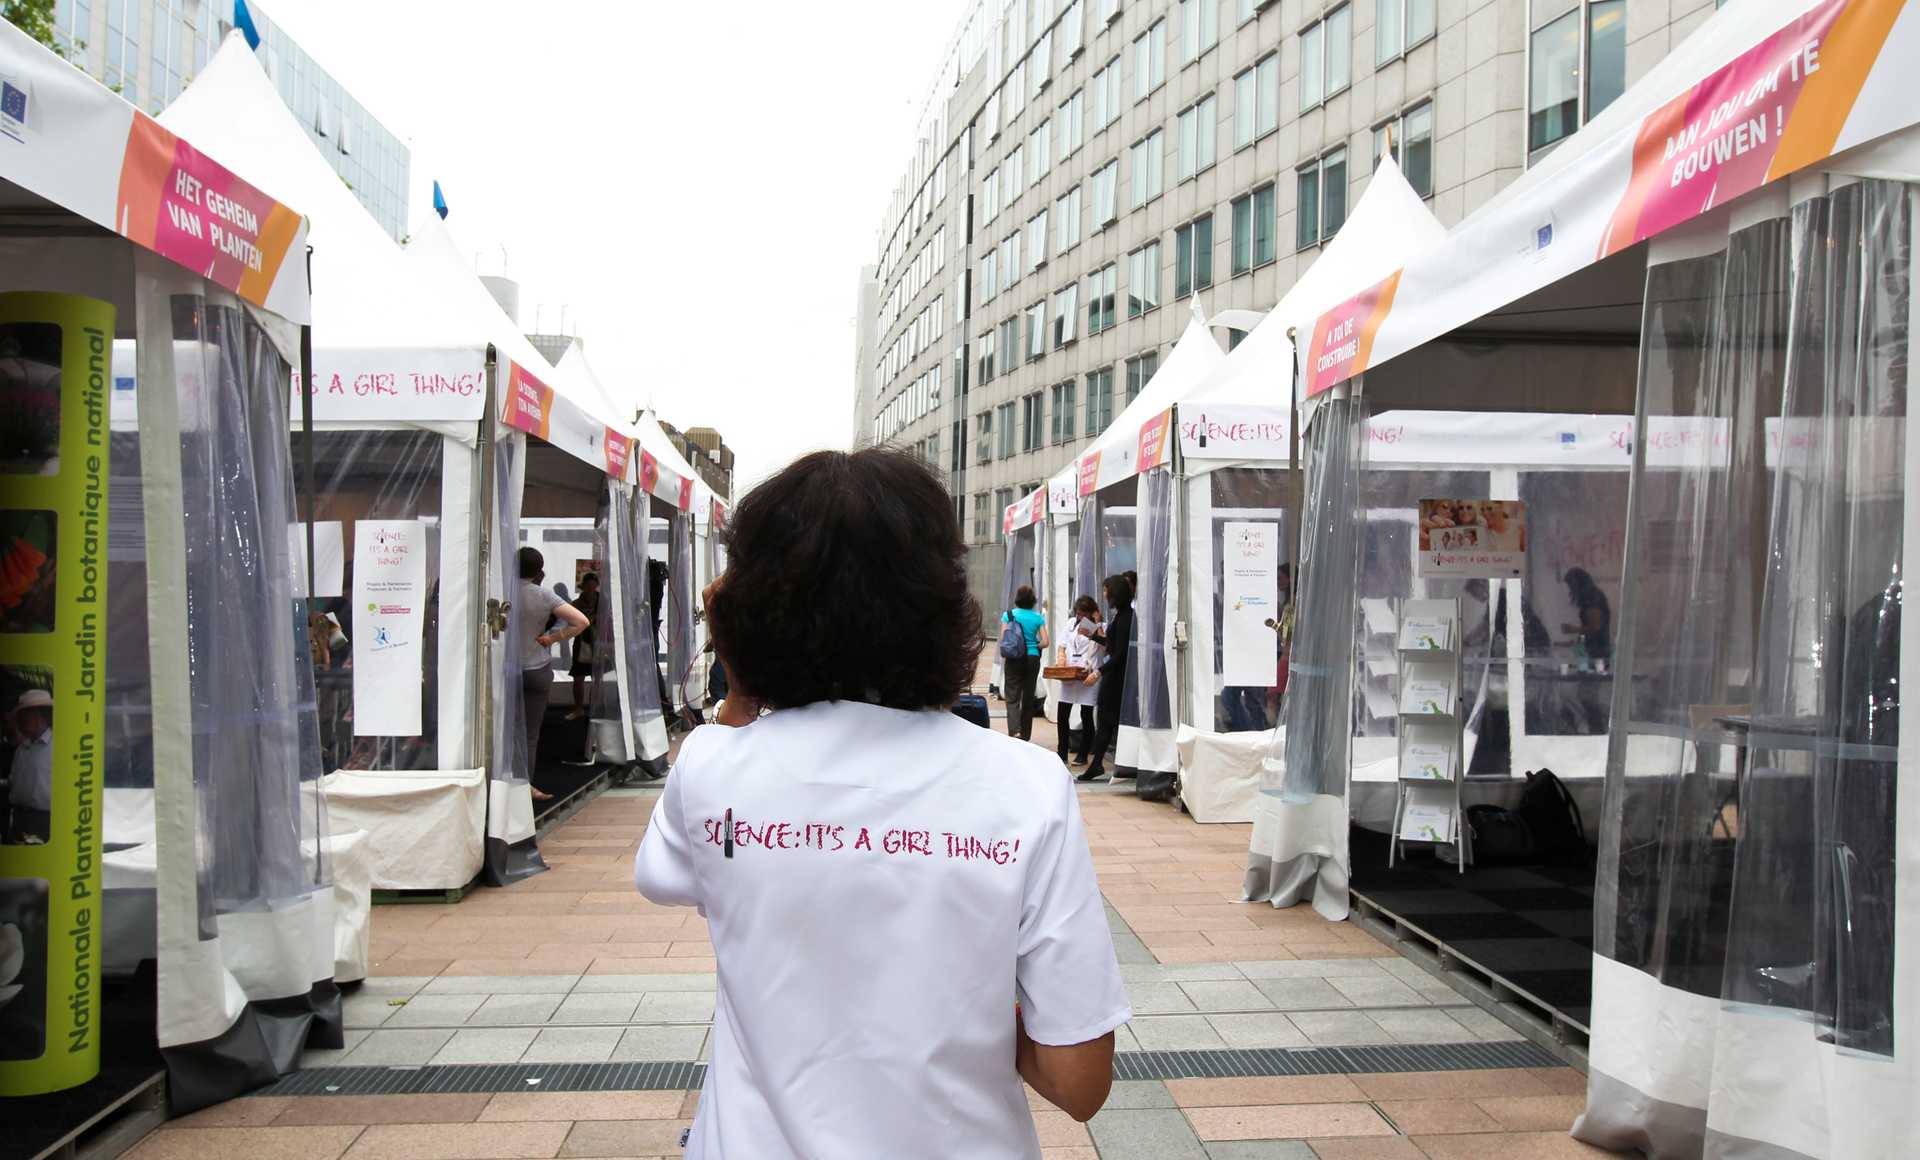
[
  {"left": 1350, "top": 825, "right": 1595, "bottom": 1026},
  {"left": 529, "top": 707, "right": 609, "bottom": 819}
]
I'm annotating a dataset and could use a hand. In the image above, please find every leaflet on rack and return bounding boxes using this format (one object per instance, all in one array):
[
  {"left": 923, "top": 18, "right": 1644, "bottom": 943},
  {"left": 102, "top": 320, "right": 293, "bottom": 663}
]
[
  {"left": 1399, "top": 660, "right": 1454, "bottom": 716},
  {"left": 1398, "top": 614, "right": 1452, "bottom": 652},
  {"left": 1400, "top": 789, "right": 1455, "bottom": 842},
  {"left": 1400, "top": 722, "right": 1456, "bottom": 781}
]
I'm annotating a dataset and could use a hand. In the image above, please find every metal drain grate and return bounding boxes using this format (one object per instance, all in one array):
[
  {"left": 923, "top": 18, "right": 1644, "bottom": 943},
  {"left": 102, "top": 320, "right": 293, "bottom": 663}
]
[
  {"left": 261, "top": 1060, "right": 708, "bottom": 1097},
  {"left": 1113, "top": 1040, "right": 1559, "bottom": 1081},
  {"left": 262, "top": 1040, "right": 1559, "bottom": 1097}
]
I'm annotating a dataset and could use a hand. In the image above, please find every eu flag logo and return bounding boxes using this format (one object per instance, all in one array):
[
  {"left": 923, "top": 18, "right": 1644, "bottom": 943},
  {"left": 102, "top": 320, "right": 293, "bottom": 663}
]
[{"left": 0, "top": 82, "right": 26, "bottom": 125}]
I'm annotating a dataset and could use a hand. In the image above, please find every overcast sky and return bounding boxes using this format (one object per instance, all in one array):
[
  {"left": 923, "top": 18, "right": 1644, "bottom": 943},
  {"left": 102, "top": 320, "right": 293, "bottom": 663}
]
[{"left": 266, "top": 0, "right": 970, "bottom": 489}]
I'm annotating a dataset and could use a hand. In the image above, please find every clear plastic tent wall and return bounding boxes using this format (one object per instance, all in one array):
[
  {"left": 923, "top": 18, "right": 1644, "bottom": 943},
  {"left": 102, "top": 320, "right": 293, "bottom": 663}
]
[
  {"left": 135, "top": 257, "right": 339, "bottom": 1107},
  {"left": 1243, "top": 396, "right": 1367, "bottom": 919},
  {"left": 1133, "top": 469, "right": 1178, "bottom": 800},
  {"left": 1576, "top": 178, "right": 1918, "bottom": 1159}
]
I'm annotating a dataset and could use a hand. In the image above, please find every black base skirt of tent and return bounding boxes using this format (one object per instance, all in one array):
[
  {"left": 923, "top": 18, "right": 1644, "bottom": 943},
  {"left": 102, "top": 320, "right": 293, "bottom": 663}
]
[{"left": 1348, "top": 825, "right": 1594, "bottom": 1028}]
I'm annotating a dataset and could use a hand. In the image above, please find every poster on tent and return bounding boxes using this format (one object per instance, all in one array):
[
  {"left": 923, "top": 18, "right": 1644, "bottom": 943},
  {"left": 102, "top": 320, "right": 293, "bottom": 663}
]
[
  {"left": 0, "top": 291, "right": 111, "bottom": 1096},
  {"left": 1418, "top": 499, "right": 1527, "bottom": 578},
  {"left": 1220, "top": 521, "right": 1281, "bottom": 687},
  {"left": 351, "top": 519, "right": 426, "bottom": 737}
]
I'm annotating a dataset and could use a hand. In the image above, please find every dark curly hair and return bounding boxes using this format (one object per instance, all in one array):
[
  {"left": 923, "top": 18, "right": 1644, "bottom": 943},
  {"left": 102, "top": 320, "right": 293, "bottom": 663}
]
[{"left": 707, "top": 448, "right": 981, "bottom": 710}]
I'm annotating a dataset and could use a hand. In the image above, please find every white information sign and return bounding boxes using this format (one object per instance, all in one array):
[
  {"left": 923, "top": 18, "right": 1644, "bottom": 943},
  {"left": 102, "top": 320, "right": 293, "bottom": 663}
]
[
  {"left": 351, "top": 519, "right": 427, "bottom": 737},
  {"left": 289, "top": 521, "right": 345, "bottom": 599},
  {"left": 1220, "top": 521, "right": 1280, "bottom": 687}
]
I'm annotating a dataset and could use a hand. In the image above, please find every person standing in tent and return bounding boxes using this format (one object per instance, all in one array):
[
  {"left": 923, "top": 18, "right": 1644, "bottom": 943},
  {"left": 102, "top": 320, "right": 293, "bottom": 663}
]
[
  {"left": 1000, "top": 586, "right": 1049, "bottom": 742},
  {"left": 634, "top": 448, "right": 1126, "bottom": 1156},
  {"left": 518, "top": 547, "right": 589, "bottom": 802},
  {"left": 1077, "top": 574, "right": 1133, "bottom": 783},
  {"left": 567, "top": 572, "right": 602, "bottom": 721},
  {"left": 1055, "top": 595, "right": 1104, "bottom": 766}
]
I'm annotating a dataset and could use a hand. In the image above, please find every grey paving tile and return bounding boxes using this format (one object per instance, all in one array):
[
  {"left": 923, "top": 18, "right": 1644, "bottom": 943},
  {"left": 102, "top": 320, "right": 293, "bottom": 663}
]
[
  {"left": 1204, "top": 1142, "right": 1318, "bottom": 1159},
  {"left": 1128, "top": 1015, "right": 1229, "bottom": 1051},
  {"left": 339, "top": 1028, "right": 456, "bottom": 1066},
  {"left": 572, "top": 972, "right": 715, "bottom": 993},
  {"left": 421, "top": 974, "right": 579, "bottom": 995},
  {"left": 1374, "top": 955, "right": 1435, "bottom": 984},
  {"left": 1120, "top": 962, "right": 1245, "bottom": 983},
  {"left": 1103, "top": 1080, "right": 1176, "bottom": 1109},
  {"left": 1205, "top": 1012, "right": 1310, "bottom": 1049},
  {"left": 1327, "top": 975, "right": 1429, "bottom": 1008},
  {"left": 1088, "top": 1107, "right": 1209, "bottom": 1160},
  {"left": 633, "top": 991, "right": 717, "bottom": 1022},
  {"left": 1448, "top": 1005, "right": 1529, "bottom": 1042},
  {"left": 299, "top": 1028, "right": 368, "bottom": 1069},
  {"left": 352, "top": 976, "right": 433, "bottom": 998},
  {"left": 1235, "top": 958, "right": 1390, "bottom": 980},
  {"left": 1126, "top": 981, "right": 1199, "bottom": 1015},
  {"left": 550, "top": 992, "right": 642, "bottom": 1024},
  {"left": 1110, "top": 924, "right": 1159, "bottom": 966},
  {"left": 610, "top": 1024, "right": 708, "bottom": 1062},
  {"left": 1111, "top": 1023, "right": 1142, "bottom": 1053},
  {"left": 1252, "top": 977, "right": 1354, "bottom": 1010},
  {"left": 1369, "top": 1007, "right": 1477, "bottom": 1044},
  {"left": 382, "top": 992, "right": 486, "bottom": 1027},
  {"left": 523, "top": 1026, "right": 623, "bottom": 1063},
  {"left": 430, "top": 1027, "right": 538, "bottom": 1064},
  {"left": 342, "top": 992, "right": 402, "bottom": 1029},
  {"left": 1287, "top": 1010, "right": 1395, "bottom": 1046},
  {"left": 1179, "top": 980, "right": 1274, "bottom": 1013},
  {"left": 466, "top": 993, "right": 564, "bottom": 1026}
]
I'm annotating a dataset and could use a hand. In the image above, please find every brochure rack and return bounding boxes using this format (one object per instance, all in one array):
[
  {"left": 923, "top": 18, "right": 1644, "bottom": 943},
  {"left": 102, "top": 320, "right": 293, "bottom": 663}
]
[{"left": 1390, "top": 598, "right": 1470, "bottom": 870}]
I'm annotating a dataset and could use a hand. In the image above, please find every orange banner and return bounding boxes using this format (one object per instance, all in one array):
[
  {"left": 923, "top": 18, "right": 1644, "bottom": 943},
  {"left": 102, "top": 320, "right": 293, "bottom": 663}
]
[
  {"left": 502, "top": 362, "right": 554, "bottom": 439},
  {"left": 603, "top": 428, "right": 633, "bottom": 481},
  {"left": 1076, "top": 451, "right": 1101, "bottom": 498},
  {"left": 114, "top": 114, "right": 301, "bottom": 308},
  {"left": 1304, "top": 271, "right": 1403, "bottom": 397},
  {"left": 1137, "top": 408, "right": 1174, "bottom": 472}
]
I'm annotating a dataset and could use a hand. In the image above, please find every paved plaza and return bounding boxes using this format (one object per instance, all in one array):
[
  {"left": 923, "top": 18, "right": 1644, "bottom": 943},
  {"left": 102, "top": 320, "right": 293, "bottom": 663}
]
[{"left": 122, "top": 704, "right": 1622, "bottom": 1159}]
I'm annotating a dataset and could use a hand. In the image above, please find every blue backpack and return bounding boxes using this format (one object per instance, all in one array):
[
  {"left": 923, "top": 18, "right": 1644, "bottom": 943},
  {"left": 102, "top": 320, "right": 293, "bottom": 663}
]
[{"left": 998, "top": 611, "right": 1027, "bottom": 661}]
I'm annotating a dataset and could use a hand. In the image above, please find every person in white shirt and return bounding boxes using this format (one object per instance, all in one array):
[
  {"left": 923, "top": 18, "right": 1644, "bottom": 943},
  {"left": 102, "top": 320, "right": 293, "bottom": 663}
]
[
  {"left": 1054, "top": 595, "right": 1104, "bottom": 767},
  {"left": 635, "top": 448, "right": 1130, "bottom": 1159},
  {"left": 7, "top": 688, "right": 53, "bottom": 843},
  {"left": 516, "top": 547, "right": 589, "bottom": 802}
]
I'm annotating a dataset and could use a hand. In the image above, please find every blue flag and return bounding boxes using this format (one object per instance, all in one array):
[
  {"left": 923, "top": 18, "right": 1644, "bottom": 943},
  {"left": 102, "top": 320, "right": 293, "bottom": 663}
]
[
  {"left": 432, "top": 181, "right": 449, "bottom": 220},
  {"left": 234, "top": 0, "right": 262, "bottom": 50}
]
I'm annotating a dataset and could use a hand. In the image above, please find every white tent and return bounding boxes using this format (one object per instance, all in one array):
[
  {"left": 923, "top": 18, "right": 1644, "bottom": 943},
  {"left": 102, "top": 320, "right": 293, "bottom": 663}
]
[
  {"left": 1, "top": 17, "right": 338, "bottom": 1114},
  {"left": 1257, "top": 0, "right": 1920, "bottom": 1153},
  {"left": 1169, "top": 157, "right": 1447, "bottom": 822},
  {"left": 161, "top": 35, "right": 642, "bottom": 890}
]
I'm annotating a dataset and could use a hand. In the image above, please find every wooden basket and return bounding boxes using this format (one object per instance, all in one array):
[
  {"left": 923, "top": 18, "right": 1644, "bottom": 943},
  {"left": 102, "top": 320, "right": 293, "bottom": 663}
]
[{"left": 1042, "top": 665, "right": 1088, "bottom": 681}]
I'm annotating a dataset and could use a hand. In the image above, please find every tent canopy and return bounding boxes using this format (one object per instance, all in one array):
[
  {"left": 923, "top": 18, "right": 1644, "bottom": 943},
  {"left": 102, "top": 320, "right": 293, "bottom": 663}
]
[
  {"left": 1176, "top": 155, "right": 1448, "bottom": 466},
  {"left": 164, "top": 34, "right": 635, "bottom": 479},
  {"left": 1305, "top": 0, "right": 1920, "bottom": 399},
  {"left": 0, "top": 20, "right": 309, "bottom": 333}
]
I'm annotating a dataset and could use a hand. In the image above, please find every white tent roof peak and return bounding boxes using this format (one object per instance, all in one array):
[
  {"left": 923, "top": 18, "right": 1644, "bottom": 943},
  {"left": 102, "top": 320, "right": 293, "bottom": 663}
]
[
  {"left": 1184, "top": 153, "right": 1446, "bottom": 411},
  {"left": 1050, "top": 310, "right": 1230, "bottom": 494},
  {"left": 159, "top": 33, "right": 477, "bottom": 360}
]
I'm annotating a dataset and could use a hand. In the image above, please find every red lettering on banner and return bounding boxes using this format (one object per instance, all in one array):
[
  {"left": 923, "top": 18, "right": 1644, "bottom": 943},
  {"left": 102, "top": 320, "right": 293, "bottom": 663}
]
[{"left": 701, "top": 818, "right": 1018, "bottom": 862}]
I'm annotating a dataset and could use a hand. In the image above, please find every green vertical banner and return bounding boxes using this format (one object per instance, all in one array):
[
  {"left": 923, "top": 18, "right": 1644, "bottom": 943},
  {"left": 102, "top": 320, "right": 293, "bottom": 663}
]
[{"left": 0, "top": 291, "right": 111, "bottom": 1096}]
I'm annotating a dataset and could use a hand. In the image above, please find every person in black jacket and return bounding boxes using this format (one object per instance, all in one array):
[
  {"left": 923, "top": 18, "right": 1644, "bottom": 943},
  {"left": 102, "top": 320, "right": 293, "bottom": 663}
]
[{"left": 1078, "top": 574, "right": 1133, "bottom": 783}]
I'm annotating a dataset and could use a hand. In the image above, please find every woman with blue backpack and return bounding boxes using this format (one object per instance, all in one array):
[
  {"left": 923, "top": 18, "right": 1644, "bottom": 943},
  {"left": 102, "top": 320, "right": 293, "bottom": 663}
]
[{"left": 999, "top": 586, "right": 1050, "bottom": 742}]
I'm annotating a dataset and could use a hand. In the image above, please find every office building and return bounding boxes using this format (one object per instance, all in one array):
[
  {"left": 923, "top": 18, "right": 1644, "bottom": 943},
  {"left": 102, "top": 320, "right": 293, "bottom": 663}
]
[
  {"left": 856, "top": 0, "right": 1711, "bottom": 607},
  {"left": 49, "top": 0, "right": 411, "bottom": 239}
]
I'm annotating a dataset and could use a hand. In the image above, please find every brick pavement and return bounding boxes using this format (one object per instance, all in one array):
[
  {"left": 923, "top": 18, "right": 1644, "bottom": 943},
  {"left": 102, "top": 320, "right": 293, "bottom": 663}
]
[{"left": 123, "top": 700, "right": 1625, "bottom": 1159}]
